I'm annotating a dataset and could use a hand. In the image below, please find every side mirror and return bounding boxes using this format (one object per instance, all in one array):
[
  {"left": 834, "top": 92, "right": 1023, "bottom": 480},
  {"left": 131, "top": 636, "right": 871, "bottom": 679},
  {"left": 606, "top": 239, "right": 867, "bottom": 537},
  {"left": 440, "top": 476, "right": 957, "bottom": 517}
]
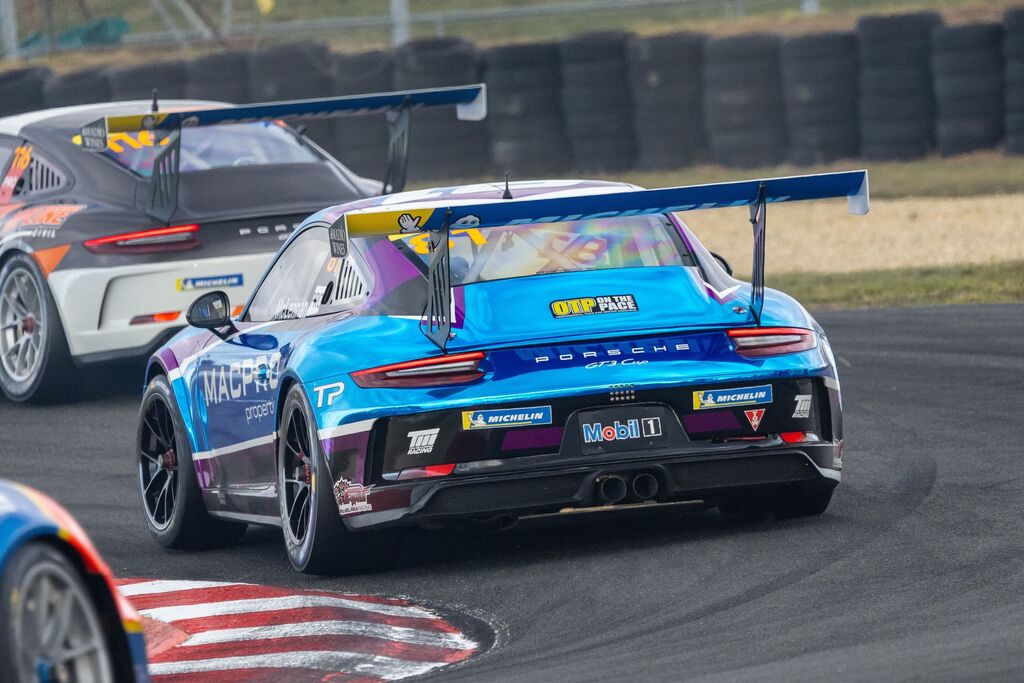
[
  {"left": 187, "top": 291, "right": 232, "bottom": 330},
  {"left": 710, "top": 251, "right": 733, "bottom": 276}
]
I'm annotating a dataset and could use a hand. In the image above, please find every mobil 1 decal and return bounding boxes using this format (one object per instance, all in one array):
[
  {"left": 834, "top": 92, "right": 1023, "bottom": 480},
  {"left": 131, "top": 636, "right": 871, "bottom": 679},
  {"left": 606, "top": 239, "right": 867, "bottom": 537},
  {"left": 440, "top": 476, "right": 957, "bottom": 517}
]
[{"left": 550, "top": 294, "right": 638, "bottom": 319}]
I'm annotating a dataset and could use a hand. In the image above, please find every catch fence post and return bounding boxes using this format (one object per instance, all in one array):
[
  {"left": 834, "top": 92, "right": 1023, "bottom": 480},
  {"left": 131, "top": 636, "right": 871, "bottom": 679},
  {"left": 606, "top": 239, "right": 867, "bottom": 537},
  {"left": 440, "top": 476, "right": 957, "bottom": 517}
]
[{"left": 0, "top": 0, "right": 17, "bottom": 60}]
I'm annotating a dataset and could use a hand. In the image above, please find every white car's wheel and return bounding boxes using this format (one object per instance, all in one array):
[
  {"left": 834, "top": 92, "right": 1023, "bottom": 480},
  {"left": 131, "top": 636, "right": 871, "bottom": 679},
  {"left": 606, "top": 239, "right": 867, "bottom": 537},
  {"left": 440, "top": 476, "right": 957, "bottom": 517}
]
[{"left": 0, "top": 253, "right": 76, "bottom": 403}]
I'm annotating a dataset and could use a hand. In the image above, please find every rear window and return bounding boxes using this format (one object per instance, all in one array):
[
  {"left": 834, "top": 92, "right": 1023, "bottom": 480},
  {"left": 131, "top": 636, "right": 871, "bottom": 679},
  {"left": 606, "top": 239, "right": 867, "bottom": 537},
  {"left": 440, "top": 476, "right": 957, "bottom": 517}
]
[
  {"left": 99, "top": 121, "right": 319, "bottom": 177},
  {"left": 390, "top": 215, "right": 692, "bottom": 286}
]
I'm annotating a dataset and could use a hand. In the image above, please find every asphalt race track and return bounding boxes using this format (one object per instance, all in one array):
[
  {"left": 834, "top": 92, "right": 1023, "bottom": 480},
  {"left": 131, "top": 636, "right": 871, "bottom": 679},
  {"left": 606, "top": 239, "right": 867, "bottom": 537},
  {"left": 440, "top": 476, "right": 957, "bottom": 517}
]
[{"left": 2, "top": 304, "right": 1022, "bottom": 681}]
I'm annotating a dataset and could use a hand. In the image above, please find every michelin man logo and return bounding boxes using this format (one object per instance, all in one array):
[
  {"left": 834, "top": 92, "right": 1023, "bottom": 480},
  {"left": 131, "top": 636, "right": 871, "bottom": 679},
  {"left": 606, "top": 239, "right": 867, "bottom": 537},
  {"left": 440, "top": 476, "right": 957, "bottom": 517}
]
[
  {"left": 452, "top": 214, "right": 480, "bottom": 229},
  {"left": 397, "top": 213, "right": 422, "bottom": 233}
]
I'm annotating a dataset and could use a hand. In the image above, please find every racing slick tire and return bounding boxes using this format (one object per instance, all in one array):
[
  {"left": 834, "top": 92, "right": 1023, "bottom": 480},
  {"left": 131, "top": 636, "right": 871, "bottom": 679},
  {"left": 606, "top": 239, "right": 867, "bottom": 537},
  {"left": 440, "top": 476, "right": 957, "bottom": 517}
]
[
  {"left": 773, "top": 483, "right": 835, "bottom": 518},
  {"left": 0, "top": 541, "right": 114, "bottom": 683},
  {"left": 278, "top": 384, "right": 400, "bottom": 575},
  {"left": 137, "top": 375, "right": 247, "bottom": 549},
  {"left": 0, "top": 253, "right": 77, "bottom": 403}
]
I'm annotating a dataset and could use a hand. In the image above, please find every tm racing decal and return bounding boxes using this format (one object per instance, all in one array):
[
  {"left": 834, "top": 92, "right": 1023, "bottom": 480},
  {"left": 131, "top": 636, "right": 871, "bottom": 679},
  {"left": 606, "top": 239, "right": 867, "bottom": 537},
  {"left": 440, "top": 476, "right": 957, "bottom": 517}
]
[
  {"left": 407, "top": 428, "right": 440, "bottom": 455},
  {"left": 462, "top": 406, "right": 552, "bottom": 430},
  {"left": 550, "top": 294, "right": 638, "bottom": 319},
  {"left": 692, "top": 384, "right": 773, "bottom": 410},
  {"left": 792, "top": 394, "right": 812, "bottom": 419}
]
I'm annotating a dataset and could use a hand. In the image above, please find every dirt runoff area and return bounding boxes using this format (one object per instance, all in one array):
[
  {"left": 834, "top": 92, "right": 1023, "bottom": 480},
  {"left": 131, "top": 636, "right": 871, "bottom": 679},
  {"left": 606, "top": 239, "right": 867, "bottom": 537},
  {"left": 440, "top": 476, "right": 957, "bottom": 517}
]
[{"left": 683, "top": 193, "right": 1024, "bottom": 277}]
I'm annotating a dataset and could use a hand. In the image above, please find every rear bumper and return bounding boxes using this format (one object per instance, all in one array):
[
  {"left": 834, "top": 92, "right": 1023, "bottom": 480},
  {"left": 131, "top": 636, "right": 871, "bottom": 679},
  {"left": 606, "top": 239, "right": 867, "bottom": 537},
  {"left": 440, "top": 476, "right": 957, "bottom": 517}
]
[
  {"left": 47, "top": 252, "right": 274, "bottom": 360},
  {"left": 345, "top": 442, "right": 841, "bottom": 530}
]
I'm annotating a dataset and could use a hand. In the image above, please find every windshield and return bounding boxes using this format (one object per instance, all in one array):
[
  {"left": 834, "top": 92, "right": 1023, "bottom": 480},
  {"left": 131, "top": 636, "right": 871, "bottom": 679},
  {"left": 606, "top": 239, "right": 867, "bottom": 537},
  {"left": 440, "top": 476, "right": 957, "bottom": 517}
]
[
  {"left": 391, "top": 215, "right": 691, "bottom": 286},
  {"left": 99, "top": 122, "right": 320, "bottom": 177}
]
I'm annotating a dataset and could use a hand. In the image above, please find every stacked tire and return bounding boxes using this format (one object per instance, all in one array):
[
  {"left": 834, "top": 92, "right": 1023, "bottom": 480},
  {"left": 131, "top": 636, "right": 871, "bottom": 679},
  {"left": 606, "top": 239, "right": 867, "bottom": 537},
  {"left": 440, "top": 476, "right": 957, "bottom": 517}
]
[
  {"left": 1005, "top": 8, "right": 1024, "bottom": 155},
  {"left": 394, "top": 38, "right": 489, "bottom": 181},
  {"left": 42, "top": 69, "right": 111, "bottom": 107},
  {"left": 484, "top": 42, "right": 570, "bottom": 177},
  {"left": 558, "top": 31, "right": 637, "bottom": 172},
  {"left": 331, "top": 51, "right": 393, "bottom": 179},
  {"left": 185, "top": 52, "right": 251, "bottom": 104},
  {"left": 781, "top": 32, "right": 859, "bottom": 164},
  {"left": 931, "top": 23, "right": 1005, "bottom": 156},
  {"left": 249, "top": 43, "right": 335, "bottom": 152},
  {"left": 857, "top": 12, "right": 942, "bottom": 160},
  {"left": 107, "top": 61, "right": 188, "bottom": 101},
  {"left": 703, "top": 34, "right": 786, "bottom": 167},
  {"left": 626, "top": 32, "right": 706, "bottom": 169},
  {"left": 0, "top": 67, "right": 52, "bottom": 116}
]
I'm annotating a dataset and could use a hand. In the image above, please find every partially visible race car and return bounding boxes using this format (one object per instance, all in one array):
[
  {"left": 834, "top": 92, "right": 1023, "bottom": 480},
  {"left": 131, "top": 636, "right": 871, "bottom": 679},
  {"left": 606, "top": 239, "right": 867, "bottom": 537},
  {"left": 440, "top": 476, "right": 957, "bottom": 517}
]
[
  {"left": 0, "top": 479, "right": 150, "bottom": 682},
  {"left": 136, "top": 170, "right": 867, "bottom": 574},
  {"left": 0, "top": 85, "right": 485, "bottom": 401}
]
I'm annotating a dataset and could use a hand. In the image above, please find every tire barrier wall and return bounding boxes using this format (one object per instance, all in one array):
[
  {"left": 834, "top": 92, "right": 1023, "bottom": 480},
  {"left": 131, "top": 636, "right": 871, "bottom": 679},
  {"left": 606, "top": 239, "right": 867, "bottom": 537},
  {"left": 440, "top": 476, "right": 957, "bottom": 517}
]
[
  {"left": 1005, "top": 8, "right": 1024, "bottom": 154},
  {"left": 394, "top": 37, "right": 490, "bottom": 180},
  {"left": 857, "top": 11, "right": 943, "bottom": 161},
  {"left": 248, "top": 43, "right": 335, "bottom": 155},
  {"left": 331, "top": 50, "right": 393, "bottom": 180},
  {"left": 627, "top": 32, "right": 706, "bottom": 169},
  {"left": 0, "top": 67, "right": 52, "bottom": 117},
  {"left": 558, "top": 31, "right": 637, "bottom": 172},
  {"left": 11, "top": 7, "right": 1024, "bottom": 177},
  {"left": 703, "top": 33, "right": 787, "bottom": 168},
  {"left": 932, "top": 23, "right": 1005, "bottom": 156},
  {"left": 484, "top": 41, "right": 570, "bottom": 177},
  {"left": 782, "top": 31, "right": 859, "bottom": 164}
]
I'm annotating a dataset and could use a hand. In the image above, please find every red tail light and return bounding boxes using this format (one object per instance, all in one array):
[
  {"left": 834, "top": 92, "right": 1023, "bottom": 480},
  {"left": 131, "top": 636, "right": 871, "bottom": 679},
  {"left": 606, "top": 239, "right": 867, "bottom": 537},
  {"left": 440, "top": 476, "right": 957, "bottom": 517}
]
[
  {"left": 727, "top": 327, "right": 816, "bottom": 357},
  {"left": 396, "top": 463, "right": 457, "bottom": 481},
  {"left": 780, "top": 431, "right": 806, "bottom": 444},
  {"left": 130, "top": 311, "right": 181, "bottom": 325},
  {"left": 352, "top": 351, "right": 485, "bottom": 388},
  {"left": 84, "top": 224, "right": 199, "bottom": 254}
]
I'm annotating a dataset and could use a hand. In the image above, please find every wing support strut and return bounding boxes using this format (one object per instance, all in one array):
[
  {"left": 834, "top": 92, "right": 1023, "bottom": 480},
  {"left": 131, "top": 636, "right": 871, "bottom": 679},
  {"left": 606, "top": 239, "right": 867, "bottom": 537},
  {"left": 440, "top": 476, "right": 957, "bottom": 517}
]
[
  {"left": 148, "top": 129, "right": 181, "bottom": 225},
  {"left": 422, "top": 210, "right": 453, "bottom": 351},
  {"left": 749, "top": 182, "right": 767, "bottom": 325},
  {"left": 381, "top": 101, "right": 412, "bottom": 195}
]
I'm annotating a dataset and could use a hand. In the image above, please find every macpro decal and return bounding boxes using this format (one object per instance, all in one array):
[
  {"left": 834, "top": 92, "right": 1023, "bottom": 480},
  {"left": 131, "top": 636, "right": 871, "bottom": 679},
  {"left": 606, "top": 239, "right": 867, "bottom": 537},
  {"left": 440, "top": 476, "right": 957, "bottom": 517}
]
[
  {"left": 550, "top": 294, "right": 638, "bottom": 319},
  {"left": 462, "top": 406, "right": 552, "bottom": 430},
  {"left": 176, "top": 274, "right": 243, "bottom": 291},
  {"left": 692, "top": 384, "right": 773, "bottom": 410},
  {"left": 582, "top": 417, "right": 662, "bottom": 444}
]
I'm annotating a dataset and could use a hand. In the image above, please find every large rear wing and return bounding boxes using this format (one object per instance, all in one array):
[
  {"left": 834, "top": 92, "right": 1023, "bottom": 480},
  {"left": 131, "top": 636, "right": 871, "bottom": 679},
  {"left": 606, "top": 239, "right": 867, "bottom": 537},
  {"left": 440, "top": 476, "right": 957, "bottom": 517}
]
[
  {"left": 337, "top": 170, "right": 869, "bottom": 349},
  {"left": 78, "top": 84, "right": 487, "bottom": 222}
]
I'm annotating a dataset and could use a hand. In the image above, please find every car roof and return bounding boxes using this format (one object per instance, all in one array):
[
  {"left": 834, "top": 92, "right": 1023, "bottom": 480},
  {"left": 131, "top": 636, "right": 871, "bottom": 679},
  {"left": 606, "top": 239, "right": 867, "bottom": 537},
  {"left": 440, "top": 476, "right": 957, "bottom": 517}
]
[{"left": 0, "top": 100, "right": 228, "bottom": 137}]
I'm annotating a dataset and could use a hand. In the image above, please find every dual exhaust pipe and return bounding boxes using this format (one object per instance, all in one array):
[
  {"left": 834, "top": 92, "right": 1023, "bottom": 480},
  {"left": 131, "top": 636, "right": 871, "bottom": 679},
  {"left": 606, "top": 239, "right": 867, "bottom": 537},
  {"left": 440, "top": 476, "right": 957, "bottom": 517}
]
[{"left": 596, "top": 472, "right": 659, "bottom": 504}]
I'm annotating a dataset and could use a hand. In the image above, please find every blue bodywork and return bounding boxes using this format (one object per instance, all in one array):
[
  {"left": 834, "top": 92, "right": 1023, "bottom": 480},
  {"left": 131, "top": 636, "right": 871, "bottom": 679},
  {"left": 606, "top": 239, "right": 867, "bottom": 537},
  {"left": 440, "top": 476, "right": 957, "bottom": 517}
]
[
  {"left": 0, "top": 480, "right": 150, "bottom": 682},
  {"left": 147, "top": 175, "right": 862, "bottom": 529}
]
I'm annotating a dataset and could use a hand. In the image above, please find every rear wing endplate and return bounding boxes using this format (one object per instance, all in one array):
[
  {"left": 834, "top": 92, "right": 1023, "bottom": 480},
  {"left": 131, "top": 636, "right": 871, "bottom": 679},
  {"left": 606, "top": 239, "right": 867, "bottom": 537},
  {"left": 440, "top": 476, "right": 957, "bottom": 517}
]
[
  {"left": 78, "top": 84, "right": 487, "bottom": 222},
  {"left": 341, "top": 170, "right": 868, "bottom": 349}
]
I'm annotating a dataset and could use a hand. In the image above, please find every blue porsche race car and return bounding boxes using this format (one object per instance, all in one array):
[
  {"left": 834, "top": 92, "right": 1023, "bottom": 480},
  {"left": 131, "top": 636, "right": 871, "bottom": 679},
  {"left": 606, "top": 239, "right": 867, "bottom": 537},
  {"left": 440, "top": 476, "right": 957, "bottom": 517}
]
[{"left": 135, "top": 169, "right": 868, "bottom": 574}]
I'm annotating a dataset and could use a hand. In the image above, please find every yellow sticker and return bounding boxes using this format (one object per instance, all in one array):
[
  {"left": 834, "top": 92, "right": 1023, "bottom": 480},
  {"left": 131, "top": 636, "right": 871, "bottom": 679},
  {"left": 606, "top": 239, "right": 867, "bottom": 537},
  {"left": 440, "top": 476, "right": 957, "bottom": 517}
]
[
  {"left": 345, "top": 208, "right": 436, "bottom": 237},
  {"left": 389, "top": 228, "right": 487, "bottom": 255}
]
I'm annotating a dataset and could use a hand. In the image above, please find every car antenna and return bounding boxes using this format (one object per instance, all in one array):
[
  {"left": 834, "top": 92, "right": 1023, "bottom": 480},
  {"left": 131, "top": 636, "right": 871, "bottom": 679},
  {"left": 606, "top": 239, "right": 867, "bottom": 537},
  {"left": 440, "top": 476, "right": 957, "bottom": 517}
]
[
  {"left": 150, "top": 88, "right": 159, "bottom": 113},
  {"left": 502, "top": 171, "right": 513, "bottom": 199}
]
